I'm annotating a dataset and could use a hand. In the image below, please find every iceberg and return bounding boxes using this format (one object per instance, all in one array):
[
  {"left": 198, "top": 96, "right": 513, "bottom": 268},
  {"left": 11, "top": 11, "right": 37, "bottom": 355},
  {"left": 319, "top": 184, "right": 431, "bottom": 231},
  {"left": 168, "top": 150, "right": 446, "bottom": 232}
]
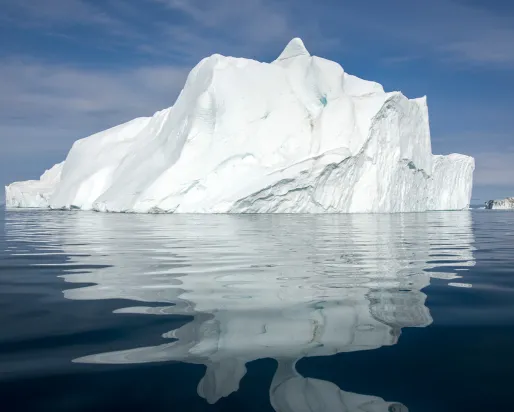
[
  {"left": 485, "top": 197, "right": 514, "bottom": 210},
  {"left": 5, "top": 38, "right": 474, "bottom": 213}
]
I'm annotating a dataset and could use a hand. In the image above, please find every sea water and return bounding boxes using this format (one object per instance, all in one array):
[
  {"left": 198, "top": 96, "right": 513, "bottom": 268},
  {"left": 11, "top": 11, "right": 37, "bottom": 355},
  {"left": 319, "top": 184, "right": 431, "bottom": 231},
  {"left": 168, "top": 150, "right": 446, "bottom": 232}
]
[{"left": 1, "top": 208, "right": 513, "bottom": 411}]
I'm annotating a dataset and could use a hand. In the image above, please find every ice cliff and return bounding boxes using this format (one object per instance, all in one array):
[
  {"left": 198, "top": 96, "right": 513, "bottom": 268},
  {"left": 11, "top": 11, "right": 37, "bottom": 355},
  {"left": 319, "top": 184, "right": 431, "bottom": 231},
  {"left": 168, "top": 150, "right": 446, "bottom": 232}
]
[
  {"left": 485, "top": 197, "right": 514, "bottom": 210},
  {"left": 6, "top": 38, "right": 475, "bottom": 213}
]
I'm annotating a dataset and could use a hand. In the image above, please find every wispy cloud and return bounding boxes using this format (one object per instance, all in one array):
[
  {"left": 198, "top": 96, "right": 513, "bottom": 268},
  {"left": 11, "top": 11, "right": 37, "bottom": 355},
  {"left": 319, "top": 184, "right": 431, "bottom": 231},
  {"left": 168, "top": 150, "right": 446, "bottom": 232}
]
[
  {"left": 438, "top": 30, "right": 514, "bottom": 66},
  {"left": 155, "top": 0, "right": 289, "bottom": 37},
  {"left": 473, "top": 149, "right": 514, "bottom": 186},
  {"left": 0, "top": 0, "right": 338, "bottom": 64},
  {"left": 2, "top": 0, "right": 514, "bottom": 67},
  {"left": 144, "top": 0, "right": 339, "bottom": 62},
  {"left": 329, "top": 0, "right": 514, "bottom": 68},
  {"left": 2, "top": 0, "right": 120, "bottom": 30},
  {"left": 381, "top": 55, "right": 422, "bottom": 65},
  {"left": 152, "top": 0, "right": 514, "bottom": 68},
  {"left": 0, "top": 59, "right": 188, "bottom": 156}
]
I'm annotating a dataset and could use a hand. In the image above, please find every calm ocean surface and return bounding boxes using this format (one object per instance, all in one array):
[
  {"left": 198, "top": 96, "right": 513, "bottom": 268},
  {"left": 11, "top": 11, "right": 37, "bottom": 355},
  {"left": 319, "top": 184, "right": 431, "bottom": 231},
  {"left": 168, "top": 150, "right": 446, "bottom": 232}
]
[{"left": 1, "top": 208, "right": 513, "bottom": 411}]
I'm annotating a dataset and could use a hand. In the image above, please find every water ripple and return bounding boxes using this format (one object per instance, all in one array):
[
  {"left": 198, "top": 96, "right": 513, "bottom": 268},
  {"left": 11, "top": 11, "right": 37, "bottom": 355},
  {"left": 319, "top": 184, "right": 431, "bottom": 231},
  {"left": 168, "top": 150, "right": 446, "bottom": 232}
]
[{"left": 3, "top": 210, "right": 483, "bottom": 410}]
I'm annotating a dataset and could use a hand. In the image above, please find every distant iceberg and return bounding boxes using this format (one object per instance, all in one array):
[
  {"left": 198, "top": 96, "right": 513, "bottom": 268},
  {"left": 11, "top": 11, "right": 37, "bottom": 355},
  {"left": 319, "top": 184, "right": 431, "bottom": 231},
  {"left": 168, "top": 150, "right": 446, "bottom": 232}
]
[
  {"left": 485, "top": 197, "right": 514, "bottom": 210},
  {"left": 6, "top": 38, "right": 474, "bottom": 213}
]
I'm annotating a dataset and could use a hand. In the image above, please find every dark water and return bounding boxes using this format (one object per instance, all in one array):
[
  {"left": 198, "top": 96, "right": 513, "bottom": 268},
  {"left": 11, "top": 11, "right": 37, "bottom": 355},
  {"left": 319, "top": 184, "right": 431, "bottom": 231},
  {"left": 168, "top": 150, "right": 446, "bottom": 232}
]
[{"left": 1, "top": 209, "right": 514, "bottom": 412}]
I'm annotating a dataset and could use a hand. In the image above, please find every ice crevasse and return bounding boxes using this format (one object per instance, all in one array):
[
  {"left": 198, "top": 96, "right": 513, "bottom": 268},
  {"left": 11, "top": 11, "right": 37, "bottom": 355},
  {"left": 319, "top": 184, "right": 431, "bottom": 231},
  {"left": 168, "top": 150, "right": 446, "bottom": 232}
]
[{"left": 6, "top": 38, "right": 474, "bottom": 213}]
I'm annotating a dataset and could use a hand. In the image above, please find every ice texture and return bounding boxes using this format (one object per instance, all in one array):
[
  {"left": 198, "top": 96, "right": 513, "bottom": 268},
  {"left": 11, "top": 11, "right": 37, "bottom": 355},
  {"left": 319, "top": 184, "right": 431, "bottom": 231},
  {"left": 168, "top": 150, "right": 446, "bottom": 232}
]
[
  {"left": 5, "top": 38, "right": 474, "bottom": 213},
  {"left": 485, "top": 197, "right": 514, "bottom": 210},
  {"left": 6, "top": 162, "right": 64, "bottom": 208}
]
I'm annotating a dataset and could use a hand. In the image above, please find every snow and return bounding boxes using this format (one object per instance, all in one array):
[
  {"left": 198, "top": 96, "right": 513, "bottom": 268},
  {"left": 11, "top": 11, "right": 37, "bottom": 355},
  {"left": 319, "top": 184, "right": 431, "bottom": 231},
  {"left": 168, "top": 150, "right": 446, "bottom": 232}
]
[
  {"left": 5, "top": 38, "right": 475, "bottom": 213},
  {"left": 5, "top": 162, "right": 64, "bottom": 208},
  {"left": 485, "top": 197, "right": 514, "bottom": 210}
]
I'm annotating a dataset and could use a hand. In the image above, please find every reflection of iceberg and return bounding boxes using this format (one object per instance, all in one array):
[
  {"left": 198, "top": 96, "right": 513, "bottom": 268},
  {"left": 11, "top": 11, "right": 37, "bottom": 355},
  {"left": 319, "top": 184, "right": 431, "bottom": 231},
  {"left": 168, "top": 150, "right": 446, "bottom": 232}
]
[
  {"left": 5, "top": 211, "right": 475, "bottom": 410},
  {"left": 270, "top": 359, "right": 407, "bottom": 412}
]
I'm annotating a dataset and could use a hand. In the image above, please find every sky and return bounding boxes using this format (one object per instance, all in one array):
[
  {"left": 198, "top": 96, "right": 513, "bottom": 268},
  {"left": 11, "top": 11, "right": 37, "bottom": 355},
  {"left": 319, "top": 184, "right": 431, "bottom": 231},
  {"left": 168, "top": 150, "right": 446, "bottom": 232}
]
[{"left": 0, "top": 0, "right": 513, "bottom": 204}]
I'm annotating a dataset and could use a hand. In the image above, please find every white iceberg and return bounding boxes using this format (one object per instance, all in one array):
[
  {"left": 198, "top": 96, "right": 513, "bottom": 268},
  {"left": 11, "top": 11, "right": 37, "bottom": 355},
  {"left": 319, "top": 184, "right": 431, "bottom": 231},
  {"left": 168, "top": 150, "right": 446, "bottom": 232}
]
[
  {"left": 6, "top": 38, "right": 474, "bottom": 213},
  {"left": 485, "top": 197, "right": 514, "bottom": 210}
]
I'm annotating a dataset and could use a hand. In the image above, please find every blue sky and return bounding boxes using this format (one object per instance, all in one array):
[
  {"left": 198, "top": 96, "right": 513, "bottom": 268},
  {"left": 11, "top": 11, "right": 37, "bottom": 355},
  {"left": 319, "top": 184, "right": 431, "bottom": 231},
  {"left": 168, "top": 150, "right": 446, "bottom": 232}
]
[{"left": 0, "top": 0, "right": 513, "bottom": 204}]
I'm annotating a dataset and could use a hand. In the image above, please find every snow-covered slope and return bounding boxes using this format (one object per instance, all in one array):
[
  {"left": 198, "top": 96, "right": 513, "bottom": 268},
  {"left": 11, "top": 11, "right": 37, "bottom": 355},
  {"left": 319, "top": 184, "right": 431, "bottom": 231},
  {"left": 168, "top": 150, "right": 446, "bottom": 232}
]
[
  {"left": 485, "top": 197, "right": 514, "bottom": 210},
  {"left": 6, "top": 162, "right": 64, "bottom": 208},
  {"left": 5, "top": 38, "right": 475, "bottom": 213}
]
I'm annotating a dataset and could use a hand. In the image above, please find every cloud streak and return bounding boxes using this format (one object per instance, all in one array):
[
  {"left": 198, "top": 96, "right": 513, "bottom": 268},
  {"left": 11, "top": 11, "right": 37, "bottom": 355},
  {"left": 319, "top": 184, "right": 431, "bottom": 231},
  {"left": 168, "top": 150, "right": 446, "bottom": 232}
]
[
  {"left": 3, "top": 0, "right": 514, "bottom": 67},
  {"left": 0, "top": 59, "right": 188, "bottom": 156},
  {"left": 473, "top": 149, "right": 514, "bottom": 186},
  {"left": 1, "top": 0, "right": 121, "bottom": 31}
]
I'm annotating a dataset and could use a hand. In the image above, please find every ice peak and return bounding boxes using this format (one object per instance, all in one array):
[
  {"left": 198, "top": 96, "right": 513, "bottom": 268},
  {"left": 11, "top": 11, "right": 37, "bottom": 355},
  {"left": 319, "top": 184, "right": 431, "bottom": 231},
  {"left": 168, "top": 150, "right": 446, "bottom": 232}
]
[
  {"left": 276, "top": 38, "right": 310, "bottom": 61},
  {"left": 5, "top": 37, "right": 475, "bottom": 213}
]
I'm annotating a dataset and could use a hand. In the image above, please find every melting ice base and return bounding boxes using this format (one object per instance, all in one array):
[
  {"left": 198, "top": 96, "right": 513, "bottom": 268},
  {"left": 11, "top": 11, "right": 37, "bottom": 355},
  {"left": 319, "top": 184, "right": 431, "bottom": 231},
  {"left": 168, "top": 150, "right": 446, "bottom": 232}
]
[{"left": 6, "top": 38, "right": 474, "bottom": 213}]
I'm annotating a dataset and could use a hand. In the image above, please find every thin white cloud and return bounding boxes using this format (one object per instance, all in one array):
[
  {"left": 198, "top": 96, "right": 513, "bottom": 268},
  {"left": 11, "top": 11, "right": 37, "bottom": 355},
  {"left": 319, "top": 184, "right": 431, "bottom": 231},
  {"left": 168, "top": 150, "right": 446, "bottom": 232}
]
[
  {"left": 0, "top": 59, "right": 189, "bottom": 156},
  {"left": 473, "top": 150, "right": 514, "bottom": 186},
  {"left": 1, "top": 0, "right": 337, "bottom": 63},
  {"left": 432, "top": 130, "right": 513, "bottom": 188},
  {"left": 154, "top": 0, "right": 289, "bottom": 35},
  {"left": 2, "top": 0, "right": 118, "bottom": 29},
  {"left": 145, "top": 0, "right": 330, "bottom": 61},
  {"left": 319, "top": 0, "right": 514, "bottom": 67},
  {"left": 2, "top": 0, "right": 514, "bottom": 67}
]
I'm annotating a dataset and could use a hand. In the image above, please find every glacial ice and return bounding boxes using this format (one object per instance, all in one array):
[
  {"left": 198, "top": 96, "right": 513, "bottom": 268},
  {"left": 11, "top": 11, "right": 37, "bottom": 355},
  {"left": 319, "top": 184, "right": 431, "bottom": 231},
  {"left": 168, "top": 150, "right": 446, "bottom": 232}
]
[
  {"left": 485, "top": 197, "right": 514, "bottom": 210},
  {"left": 5, "top": 38, "right": 475, "bottom": 213}
]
